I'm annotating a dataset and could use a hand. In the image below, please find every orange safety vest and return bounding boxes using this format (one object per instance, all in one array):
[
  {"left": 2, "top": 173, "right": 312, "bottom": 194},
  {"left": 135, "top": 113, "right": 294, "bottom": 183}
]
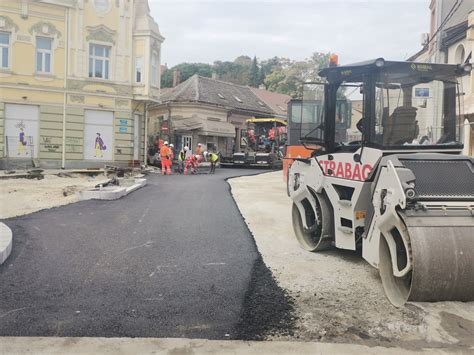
[{"left": 160, "top": 145, "right": 170, "bottom": 158}]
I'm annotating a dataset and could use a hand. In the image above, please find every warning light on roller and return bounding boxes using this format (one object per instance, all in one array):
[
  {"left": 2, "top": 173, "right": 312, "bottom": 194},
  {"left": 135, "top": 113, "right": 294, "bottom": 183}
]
[{"left": 329, "top": 54, "right": 339, "bottom": 67}]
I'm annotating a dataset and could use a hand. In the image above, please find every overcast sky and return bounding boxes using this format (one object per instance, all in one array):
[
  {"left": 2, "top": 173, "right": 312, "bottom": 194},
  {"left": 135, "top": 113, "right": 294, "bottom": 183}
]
[{"left": 149, "top": 0, "right": 430, "bottom": 67}]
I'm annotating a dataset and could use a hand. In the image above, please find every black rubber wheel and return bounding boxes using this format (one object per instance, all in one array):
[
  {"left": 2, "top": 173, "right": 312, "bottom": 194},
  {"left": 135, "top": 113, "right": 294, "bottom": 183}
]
[{"left": 291, "top": 192, "right": 333, "bottom": 252}]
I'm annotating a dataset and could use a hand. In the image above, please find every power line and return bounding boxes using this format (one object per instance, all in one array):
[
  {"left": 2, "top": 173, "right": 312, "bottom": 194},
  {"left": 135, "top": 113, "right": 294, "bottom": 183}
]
[{"left": 425, "top": 0, "right": 463, "bottom": 48}]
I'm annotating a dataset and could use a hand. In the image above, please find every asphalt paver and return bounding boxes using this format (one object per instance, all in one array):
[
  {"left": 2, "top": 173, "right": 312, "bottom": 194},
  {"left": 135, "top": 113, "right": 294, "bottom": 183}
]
[{"left": 0, "top": 169, "right": 294, "bottom": 339}]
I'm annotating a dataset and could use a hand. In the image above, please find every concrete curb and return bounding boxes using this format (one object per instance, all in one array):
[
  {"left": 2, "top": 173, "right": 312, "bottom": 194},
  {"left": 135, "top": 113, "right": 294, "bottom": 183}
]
[
  {"left": 76, "top": 178, "right": 147, "bottom": 201},
  {"left": 0, "top": 336, "right": 450, "bottom": 354},
  {"left": 0, "top": 222, "right": 13, "bottom": 265}
]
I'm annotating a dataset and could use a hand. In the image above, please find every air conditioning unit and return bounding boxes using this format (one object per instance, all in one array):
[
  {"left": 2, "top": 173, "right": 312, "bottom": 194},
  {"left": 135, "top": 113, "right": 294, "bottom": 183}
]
[{"left": 421, "top": 33, "right": 429, "bottom": 46}]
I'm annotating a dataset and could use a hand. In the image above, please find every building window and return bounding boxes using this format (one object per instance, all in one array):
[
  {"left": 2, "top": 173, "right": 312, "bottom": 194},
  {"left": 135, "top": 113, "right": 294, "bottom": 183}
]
[
  {"left": 455, "top": 44, "right": 465, "bottom": 64},
  {"left": 89, "top": 43, "right": 110, "bottom": 79},
  {"left": 415, "top": 88, "right": 430, "bottom": 97},
  {"left": 151, "top": 51, "right": 158, "bottom": 87},
  {"left": 94, "top": 0, "right": 110, "bottom": 13},
  {"left": 0, "top": 31, "right": 10, "bottom": 69},
  {"left": 135, "top": 57, "right": 143, "bottom": 83},
  {"left": 36, "top": 36, "right": 53, "bottom": 73}
]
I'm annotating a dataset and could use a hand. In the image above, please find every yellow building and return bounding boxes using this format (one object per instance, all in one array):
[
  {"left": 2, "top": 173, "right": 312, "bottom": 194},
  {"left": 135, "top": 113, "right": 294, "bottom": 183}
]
[{"left": 0, "top": 0, "right": 164, "bottom": 169}]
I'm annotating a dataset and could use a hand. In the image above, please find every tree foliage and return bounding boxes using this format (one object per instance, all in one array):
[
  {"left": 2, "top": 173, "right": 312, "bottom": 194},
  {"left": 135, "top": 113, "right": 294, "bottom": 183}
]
[
  {"left": 213, "top": 60, "right": 251, "bottom": 85},
  {"left": 264, "top": 52, "right": 331, "bottom": 98},
  {"left": 249, "top": 56, "right": 260, "bottom": 87},
  {"left": 161, "top": 63, "right": 213, "bottom": 88},
  {"left": 161, "top": 52, "right": 340, "bottom": 99}
]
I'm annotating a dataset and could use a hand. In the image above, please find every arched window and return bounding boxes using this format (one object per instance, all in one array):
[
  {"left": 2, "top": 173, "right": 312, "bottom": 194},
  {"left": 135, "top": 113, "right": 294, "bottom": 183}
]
[{"left": 455, "top": 44, "right": 465, "bottom": 64}]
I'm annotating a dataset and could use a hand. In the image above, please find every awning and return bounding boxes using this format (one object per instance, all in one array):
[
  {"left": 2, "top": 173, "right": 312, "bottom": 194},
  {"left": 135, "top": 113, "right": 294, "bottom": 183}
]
[
  {"left": 172, "top": 117, "right": 235, "bottom": 138},
  {"left": 172, "top": 117, "right": 202, "bottom": 131}
]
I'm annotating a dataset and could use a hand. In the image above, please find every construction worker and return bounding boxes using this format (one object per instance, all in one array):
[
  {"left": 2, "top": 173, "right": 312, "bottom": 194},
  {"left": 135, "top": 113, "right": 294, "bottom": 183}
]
[
  {"left": 160, "top": 141, "right": 172, "bottom": 175},
  {"left": 169, "top": 143, "right": 175, "bottom": 173},
  {"left": 178, "top": 146, "right": 188, "bottom": 174},
  {"left": 184, "top": 154, "right": 199, "bottom": 175},
  {"left": 208, "top": 151, "right": 219, "bottom": 174},
  {"left": 196, "top": 143, "right": 203, "bottom": 157}
]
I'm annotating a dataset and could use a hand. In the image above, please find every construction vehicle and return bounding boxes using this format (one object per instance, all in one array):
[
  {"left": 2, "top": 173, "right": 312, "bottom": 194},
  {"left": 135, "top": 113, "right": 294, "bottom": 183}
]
[
  {"left": 284, "top": 98, "right": 352, "bottom": 187},
  {"left": 288, "top": 58, "right": 474, "bottom": 306},
  {"left": 221, "top": 118, "right": 287, "bottom": 168}
]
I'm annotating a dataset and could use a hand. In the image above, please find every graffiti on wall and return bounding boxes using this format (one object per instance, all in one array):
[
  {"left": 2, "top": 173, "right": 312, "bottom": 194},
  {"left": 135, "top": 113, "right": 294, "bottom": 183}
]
[
  {"left": 42, "top": 136, "right": 60, "bottom": 152},
  {"left": 94, "top": 133, "right": 107, "bottom": 158},
  {"left": 83, "top": 110, "right": 113, "bottom": 160},
  {"left": 17, "top": 121, "right": 29, "bottom": 155},
  {"left": 5, "top": 104, "right": 39, "bottom": 158},
  {"left": 6, "top": 120, "right": 34, "bottom": 157}
]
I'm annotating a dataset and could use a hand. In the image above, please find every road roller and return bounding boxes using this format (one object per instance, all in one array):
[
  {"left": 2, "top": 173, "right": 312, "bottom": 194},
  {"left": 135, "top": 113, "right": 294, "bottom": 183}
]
[{"left": 288, "top": 58, "right": 474, "bottom": 306}]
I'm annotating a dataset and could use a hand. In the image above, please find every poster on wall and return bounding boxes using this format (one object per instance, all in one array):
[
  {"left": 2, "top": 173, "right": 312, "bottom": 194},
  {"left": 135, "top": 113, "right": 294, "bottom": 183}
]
[
  {"left": 84, "top": 110, "right": 113, "bottom": 160},
  {"left": 5, "top": 104, "right": 39, "bottom": 158}
]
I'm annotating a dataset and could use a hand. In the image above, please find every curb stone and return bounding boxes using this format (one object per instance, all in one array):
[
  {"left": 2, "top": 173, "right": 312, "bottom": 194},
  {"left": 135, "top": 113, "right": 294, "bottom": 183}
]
[
  {"left": 0, "top": 222, "right": 13, "bottom": 265},
  {"left": 76, "top": 178, "right": 147, "bottom": 201}
]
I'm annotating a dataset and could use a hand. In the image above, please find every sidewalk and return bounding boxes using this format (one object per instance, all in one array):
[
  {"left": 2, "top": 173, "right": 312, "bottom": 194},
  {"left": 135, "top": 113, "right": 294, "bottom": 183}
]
[{"left": 0, "top": 337, "right": 449, "bottom": 355}]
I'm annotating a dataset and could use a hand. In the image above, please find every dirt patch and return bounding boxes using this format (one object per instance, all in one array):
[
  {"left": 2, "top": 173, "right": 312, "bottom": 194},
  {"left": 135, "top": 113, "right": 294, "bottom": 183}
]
[
  {"left": 229, "top": 171, "right": 474, "bottom": 350},
  {"left": 0, "top": 173, "right": 108, "bottom": 218},
  {"left": 439, "top": 312, "right": 474, "bottom": 347}
]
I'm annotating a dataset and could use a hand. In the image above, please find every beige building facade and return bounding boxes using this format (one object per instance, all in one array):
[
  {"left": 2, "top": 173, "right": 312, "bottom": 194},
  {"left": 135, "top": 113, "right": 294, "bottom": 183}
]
[
  {"left": 0, "top": 0, "right": 163, "bottom": 169},
  {"left": 148, "top": 75, "right": 290, "bottom": 157},
  {"left": 410, "top": 2, "right": 473, "bottom": 154}
]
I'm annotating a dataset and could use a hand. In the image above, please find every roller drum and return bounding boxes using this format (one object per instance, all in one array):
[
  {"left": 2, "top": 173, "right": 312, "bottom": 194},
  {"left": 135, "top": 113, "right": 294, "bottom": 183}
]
[{"left": 407, "top": 223, "right": 474, "bottom": 302}]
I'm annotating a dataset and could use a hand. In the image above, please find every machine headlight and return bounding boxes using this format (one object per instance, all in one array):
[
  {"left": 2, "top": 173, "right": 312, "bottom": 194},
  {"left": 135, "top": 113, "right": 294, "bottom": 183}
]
[
  {"left": 375, "top": 58, "right": 385, "bottom": 68},
  {"left": 405, "top": 187, "right": 417, "bottom": 200},
  {"left": 462, "top": 63, "right": 472, "bottom": 73}
]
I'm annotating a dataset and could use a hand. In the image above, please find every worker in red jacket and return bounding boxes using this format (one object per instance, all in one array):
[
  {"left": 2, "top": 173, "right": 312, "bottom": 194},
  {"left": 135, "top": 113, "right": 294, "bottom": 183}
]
[
  {"left": 160, "top": 141, "right": 172, "bottom": 175},
  {"left": 184, "top": 154, "right": 199, "bottom": 175}
]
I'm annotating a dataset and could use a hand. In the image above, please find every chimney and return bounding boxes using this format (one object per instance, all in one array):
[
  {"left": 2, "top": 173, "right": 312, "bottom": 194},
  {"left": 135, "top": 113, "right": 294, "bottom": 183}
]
[{"left": 172, "top": 70, "right": 181, "bottom": 87}]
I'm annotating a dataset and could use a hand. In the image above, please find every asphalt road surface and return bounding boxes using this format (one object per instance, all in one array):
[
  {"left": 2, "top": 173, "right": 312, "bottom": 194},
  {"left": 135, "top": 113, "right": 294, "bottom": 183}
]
[{"left": 0, "top": 169, "right": 294, "bottom": 340}]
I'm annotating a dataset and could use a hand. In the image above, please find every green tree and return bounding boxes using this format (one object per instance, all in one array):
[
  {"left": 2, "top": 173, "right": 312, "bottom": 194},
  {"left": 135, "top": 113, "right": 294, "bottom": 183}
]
[
  {"left": 160, "top": 52, "right": 342, "bottom": 96},
  {"left": 233, "top": 55, "right": 252, "bottom": 66},
  {"left": 249, "top": 56, "right": 259, "bottom": 87},
  {"left": 262, "top": 52, "right": 336, "bottom": 98},
  {"left": 161, "top": 63, "right": 213, "bottom": 88},
  {"left": 214, "top": 60, "right": 251, "bottom": 85},
  {"left": 258, "top": 66, "right": 265, "bottom": 87},
  {"left": 310, "top": 52, "right": 331, "bottom": 71}
]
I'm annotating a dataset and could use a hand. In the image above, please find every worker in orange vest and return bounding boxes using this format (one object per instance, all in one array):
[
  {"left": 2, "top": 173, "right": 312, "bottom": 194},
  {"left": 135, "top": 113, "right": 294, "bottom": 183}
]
[{"left": 160, "top": 141, "right": 172, "bottom": 175}]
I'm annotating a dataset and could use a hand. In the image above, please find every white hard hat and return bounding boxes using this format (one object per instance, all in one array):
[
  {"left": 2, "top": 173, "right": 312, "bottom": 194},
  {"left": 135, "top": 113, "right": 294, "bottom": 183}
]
[
  {"left": 169, "top": 144, "right": 174, "bottom": 148},
  {"left": 164, "top": 141, "right": 169, "bottom": 145},
  {"left": 198, "top": 143, "right": 202, "bottom": 146},
  {"left": 184, "top": 146, "right": 189, "bottom": 151}
]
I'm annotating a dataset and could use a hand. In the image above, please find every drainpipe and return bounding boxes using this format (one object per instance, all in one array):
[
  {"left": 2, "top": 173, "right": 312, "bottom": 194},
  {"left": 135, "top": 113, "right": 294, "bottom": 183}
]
[
  {"left": 463, "top": 119, "right": 472, "bottom": 156},
  {"left": 166, "top": 102, "right": 171, "bottom": 144},
  {"left": 61, "top": 7, "right": 70, "bottom": 169},
  {"left": 143, "top": 102, "right": 148, "bottom": 165}
]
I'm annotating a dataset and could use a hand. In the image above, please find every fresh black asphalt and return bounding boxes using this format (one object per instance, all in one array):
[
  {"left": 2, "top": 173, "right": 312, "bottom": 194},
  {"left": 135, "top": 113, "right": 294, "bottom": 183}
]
[{"left": 0, "top": 169, "right": 295, "bottom": 339}]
